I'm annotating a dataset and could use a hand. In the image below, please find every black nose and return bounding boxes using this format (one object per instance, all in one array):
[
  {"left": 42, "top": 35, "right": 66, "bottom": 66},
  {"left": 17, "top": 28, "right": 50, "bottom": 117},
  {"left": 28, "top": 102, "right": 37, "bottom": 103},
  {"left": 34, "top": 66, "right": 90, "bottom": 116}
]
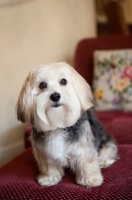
[{"left": 50, "top": 92, "right": 61, "bottom": 102}]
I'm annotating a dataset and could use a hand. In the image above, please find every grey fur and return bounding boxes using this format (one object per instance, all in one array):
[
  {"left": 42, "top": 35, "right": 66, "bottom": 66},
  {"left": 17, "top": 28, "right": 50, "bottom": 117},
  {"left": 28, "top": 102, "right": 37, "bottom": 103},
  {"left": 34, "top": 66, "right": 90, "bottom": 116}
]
[
  {"left": 86, "top": 109, "right": 113, "bottom": 150},
  {"left": 32, "top": 109, "right": 114, "bottom": 152},
  {"left": 32, "top": 128, "right": 48, "bottom": 144}
]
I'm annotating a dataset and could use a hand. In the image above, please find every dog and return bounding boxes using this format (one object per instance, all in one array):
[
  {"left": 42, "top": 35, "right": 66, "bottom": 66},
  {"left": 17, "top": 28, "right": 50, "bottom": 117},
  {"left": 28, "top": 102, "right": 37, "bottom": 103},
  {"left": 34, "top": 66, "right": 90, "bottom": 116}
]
[{"left": 16, "top": 62, "right": 118, "bottom": 187}]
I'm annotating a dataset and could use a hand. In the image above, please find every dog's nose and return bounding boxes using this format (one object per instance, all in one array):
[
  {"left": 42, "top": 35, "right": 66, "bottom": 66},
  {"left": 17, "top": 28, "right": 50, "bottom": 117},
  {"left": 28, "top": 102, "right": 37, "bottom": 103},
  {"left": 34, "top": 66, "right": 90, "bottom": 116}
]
[{"left": 50, "top": 92, "right": 61, "bottom": 102}]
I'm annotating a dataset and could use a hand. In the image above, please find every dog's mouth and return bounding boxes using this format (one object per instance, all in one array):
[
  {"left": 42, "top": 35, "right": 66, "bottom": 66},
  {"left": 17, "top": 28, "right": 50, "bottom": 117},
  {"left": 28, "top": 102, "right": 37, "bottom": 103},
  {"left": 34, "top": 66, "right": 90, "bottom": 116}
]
[{"left": 52, "top": 103, "right": 62, "bottom": 108}]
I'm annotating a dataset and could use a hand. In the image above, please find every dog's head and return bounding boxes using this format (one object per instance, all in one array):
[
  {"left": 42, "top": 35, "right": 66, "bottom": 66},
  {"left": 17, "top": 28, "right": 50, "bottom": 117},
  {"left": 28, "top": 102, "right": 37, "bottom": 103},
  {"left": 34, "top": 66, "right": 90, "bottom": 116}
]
[{"left": 16, "top": 62, "right": 93, "bottom": 131}]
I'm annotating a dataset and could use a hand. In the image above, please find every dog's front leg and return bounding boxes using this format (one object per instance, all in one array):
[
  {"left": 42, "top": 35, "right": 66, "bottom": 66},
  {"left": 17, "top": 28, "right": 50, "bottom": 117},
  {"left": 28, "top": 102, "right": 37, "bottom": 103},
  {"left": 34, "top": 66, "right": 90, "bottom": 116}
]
[
  {"left": 33, "top": 147, "right": 64, "bottom": 186},
  {"left": 38, "top": 163, "right": 64, "bottom": 187},
  {"left": 74, "top": 149, "right": 103, "bottom": 188}
]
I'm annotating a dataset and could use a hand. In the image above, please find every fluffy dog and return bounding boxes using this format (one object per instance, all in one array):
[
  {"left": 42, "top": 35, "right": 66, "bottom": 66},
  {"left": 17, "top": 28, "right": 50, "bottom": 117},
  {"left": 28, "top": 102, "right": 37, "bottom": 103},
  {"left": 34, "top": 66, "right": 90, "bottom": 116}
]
[{"left": 16, "top": 62, "right": 118, "bottom": 187}]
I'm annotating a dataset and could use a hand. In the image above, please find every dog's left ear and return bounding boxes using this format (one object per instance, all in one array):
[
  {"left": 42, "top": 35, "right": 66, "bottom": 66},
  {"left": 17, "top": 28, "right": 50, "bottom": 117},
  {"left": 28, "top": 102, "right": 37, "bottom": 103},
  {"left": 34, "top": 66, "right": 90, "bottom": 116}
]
[{"left": 71, "top": 68, "right": 94, "bottom": 112}]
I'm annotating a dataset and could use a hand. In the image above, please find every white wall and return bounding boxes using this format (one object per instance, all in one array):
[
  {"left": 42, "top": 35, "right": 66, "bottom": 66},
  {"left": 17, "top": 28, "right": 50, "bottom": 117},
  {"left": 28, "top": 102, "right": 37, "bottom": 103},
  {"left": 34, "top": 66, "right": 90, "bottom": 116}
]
[{"left": 0, "top": 0, "right": 96, "bottom": 166}]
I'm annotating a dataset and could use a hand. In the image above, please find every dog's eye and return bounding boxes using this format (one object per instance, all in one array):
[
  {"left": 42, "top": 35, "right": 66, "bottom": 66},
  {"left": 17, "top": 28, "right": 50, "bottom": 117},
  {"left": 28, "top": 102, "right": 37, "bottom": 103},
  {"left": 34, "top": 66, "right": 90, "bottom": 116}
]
[
  {"left": 39, "top": 82, "right": 47, "bottom": 89},
  {"left": 60, "top": 78, "right": 67, "bottom": 86}
]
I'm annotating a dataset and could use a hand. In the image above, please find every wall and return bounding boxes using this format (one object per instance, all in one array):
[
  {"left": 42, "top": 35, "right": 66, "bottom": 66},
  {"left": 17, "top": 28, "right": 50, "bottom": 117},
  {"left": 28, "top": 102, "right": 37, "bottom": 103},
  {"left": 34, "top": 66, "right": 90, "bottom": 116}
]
[{"left": 0, "top": 0, "right": 96, "bottom": 166}]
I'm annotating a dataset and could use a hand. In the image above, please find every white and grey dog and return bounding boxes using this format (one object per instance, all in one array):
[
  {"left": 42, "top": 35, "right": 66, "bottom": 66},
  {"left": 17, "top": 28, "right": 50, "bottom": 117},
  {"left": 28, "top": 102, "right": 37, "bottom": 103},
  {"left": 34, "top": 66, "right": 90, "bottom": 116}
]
[{"left": 16, "top": 62, "right": 118, "bottom": 188}]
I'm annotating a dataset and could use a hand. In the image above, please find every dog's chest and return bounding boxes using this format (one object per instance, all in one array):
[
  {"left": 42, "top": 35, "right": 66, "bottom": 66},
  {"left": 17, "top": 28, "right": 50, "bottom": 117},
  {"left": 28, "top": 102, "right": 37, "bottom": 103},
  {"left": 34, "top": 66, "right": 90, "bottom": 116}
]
[{"left": 45, "top": 129, "right": 68, "bottom": 165}]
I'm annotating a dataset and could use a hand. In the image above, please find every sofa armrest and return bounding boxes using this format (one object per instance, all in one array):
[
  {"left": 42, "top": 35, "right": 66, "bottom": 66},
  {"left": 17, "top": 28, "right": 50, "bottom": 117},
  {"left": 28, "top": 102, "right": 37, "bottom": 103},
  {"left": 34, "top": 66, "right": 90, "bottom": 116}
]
[{"left": 25, "top": 126, "right": 32, "bottom": 149}]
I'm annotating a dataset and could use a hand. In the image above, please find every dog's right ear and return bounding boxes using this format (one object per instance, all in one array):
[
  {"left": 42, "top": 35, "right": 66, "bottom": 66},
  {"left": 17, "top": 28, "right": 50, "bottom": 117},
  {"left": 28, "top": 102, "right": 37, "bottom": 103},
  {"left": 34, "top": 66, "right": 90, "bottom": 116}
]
[
  {"left": 71, "top": 67, "right": 94, "bottom": 112},
  {"left": 16, "top": 73, "right": 34, "bottom": 124}
]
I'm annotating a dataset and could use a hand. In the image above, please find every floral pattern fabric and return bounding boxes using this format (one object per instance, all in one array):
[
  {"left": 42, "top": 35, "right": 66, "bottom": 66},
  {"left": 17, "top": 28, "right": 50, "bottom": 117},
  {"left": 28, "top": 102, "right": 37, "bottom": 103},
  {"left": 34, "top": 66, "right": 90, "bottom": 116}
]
[{"left": 93, "top": 49, "right": 132, "bottom": 111}]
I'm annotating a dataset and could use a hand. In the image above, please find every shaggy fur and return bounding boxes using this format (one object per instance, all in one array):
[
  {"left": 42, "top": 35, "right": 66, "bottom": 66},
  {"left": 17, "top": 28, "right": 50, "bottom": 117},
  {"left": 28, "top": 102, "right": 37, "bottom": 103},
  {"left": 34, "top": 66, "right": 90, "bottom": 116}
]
[{"left": 16, "top": 62, "right": 118, "bottom": 187}]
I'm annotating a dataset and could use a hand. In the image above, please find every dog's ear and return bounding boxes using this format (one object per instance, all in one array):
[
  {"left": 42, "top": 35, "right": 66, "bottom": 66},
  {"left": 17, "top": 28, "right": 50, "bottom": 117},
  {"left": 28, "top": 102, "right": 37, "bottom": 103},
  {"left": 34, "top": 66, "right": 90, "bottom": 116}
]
[
  {"left": 16, "top": 73, "right": 34, "bottom": 124},
  {"left": 71, "top": 68, "right": 94, "bottom": 112}
]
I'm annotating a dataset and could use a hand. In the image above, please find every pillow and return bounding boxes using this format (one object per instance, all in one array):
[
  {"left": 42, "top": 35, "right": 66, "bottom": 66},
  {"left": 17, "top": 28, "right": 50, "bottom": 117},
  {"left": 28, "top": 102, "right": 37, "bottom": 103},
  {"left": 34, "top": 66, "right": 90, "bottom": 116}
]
[{"left": 93, "top": 49, "right": 132, "bottom": 111}]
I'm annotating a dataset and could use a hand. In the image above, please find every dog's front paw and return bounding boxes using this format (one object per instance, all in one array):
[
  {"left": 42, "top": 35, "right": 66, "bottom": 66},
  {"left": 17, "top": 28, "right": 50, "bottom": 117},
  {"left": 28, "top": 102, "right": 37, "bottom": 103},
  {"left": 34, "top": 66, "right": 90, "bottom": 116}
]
[
  {"left": 76, "top": 172, "right": 103, "bottom": 188},
  {"left": 37, "top": 170, "right": 64, "bottom": 186}
]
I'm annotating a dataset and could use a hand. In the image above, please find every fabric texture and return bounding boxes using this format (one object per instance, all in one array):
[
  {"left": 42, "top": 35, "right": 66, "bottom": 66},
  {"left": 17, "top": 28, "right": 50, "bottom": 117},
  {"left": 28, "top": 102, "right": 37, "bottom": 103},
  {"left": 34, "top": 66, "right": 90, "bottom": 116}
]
[
  {"left": 0, "top": 145, "right": 132, "bottom": 199},
  {"left": 93, "top": 49, "right": 132, "bottom": 111},
  {"left": 96, "top": 111, "right": 132, "bottom": 144}
]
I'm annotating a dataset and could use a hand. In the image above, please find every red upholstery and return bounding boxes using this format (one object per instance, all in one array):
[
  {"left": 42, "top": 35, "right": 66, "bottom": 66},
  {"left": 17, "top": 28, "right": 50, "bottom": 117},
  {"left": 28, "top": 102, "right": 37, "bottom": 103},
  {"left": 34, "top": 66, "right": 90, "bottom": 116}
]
[
  {"left": 96, "top": 111, "right": 132, "bottom": 145},
  {"left": 24, "top": 126, "right": 32, "bottom": 149},
  {"left": 1, "top": 36, "right": 132, "bottom": 199},
  {"left": 0, "top": 145, "right": 132, "bottom": 199}
]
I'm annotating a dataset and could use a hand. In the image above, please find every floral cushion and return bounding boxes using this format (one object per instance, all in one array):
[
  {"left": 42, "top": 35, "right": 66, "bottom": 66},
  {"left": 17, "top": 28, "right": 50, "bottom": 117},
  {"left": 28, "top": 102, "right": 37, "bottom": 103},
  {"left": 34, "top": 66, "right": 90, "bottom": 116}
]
[{"left": 93, "top": 49, "right": 132, "bottom": 111}]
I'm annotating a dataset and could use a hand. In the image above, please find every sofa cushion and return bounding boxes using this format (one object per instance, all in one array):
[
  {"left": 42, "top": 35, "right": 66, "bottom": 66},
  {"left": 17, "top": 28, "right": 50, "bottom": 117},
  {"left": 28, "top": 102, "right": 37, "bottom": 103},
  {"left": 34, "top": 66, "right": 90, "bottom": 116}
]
[
  {"left": 93, "top": 49, "right": 132, "bottom": 111},
  {"left": 0, "top": 146, "right": 132, "bottom": 199}
]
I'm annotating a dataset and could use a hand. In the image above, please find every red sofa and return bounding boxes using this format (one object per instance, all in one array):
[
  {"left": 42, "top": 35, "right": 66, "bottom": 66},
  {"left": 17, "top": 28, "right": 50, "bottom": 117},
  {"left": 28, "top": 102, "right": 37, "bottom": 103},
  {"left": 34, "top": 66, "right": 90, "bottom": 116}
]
[{"left": 0, "top": 35, "right": 132, "bottom": 199}]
